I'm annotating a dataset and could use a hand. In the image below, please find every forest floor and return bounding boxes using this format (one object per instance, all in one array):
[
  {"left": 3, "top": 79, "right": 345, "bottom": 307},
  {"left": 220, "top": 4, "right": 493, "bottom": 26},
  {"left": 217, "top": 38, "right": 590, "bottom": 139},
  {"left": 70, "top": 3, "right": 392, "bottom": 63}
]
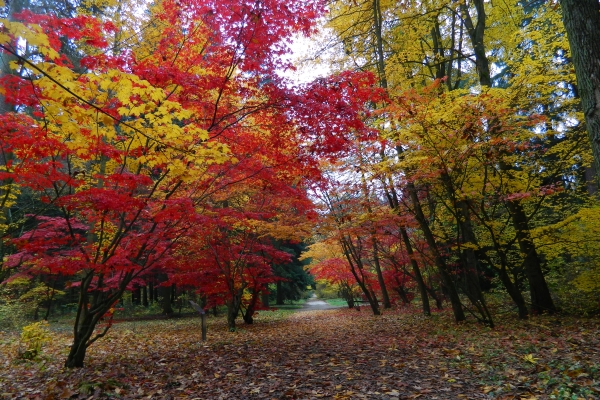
[{"left": 0, "top": 305, "right": 599, "bottom": 399}]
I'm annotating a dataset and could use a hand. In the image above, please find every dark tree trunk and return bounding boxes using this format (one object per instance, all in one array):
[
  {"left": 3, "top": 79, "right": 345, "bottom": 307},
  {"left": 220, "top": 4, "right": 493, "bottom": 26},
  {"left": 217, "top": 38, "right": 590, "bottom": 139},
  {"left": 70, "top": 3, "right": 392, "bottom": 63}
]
[
  {"left": 149, "top": 281, "right": 154, "bottom": 303},
  {"left": 585, "top": 166, "right": 598, "bottom": 195},
  {"left": 65, "top": 271, "right": 132, "bottom": 368},
  {"left": 243, "top": 291, "right": 260, "bottom": 325},
  {"left": 261, "top": 289, "right": 269, "bottom": 309},
  {"left": 382, "top": 170, "right": 432, "bottom": 316},
  {"left": 340, "top": 237, "right": 381, "bottom": 316},
  {"left": 227, "top": 291, "right": 243, "bottom": 331},
  {"left": 159, "top": 285, "right": 173, "bottom": 316},
  {"left": 427, "top": 285, "right": 443, "bottom": 310},
  {"left": 276, "top": 280, "right": 284, "bottom": 305},
  {"left": 477, "top": 242, "right": 529, "bottom": 319},
  {"left": 460, "top": 0, "right": 491, "bottom": 87},
  {"left": 400, "top": 228, "right": 431, "bottom": 315},
  {"left": 142, "top": 286, "right": 148, "bottom": 307},
  {"left": 456, "top": 201, "right": 494, "bottom": 327},
  {"left": 346, "top": 296, "right": 355, "bottom": 309},
  {"left": 371, "top": 240, "right": 391, "bottom": 309},
  {"left": 396, "top": 285, "right": 411, "bottom": 305},
  {"left": 506, "top": 201, "right": 556, "bottom": 314},
  {"left": 560, "top": 0, "right": 600, "bottom": 187},
  {"left": 406, "top": 180, "right": 466, "bottom": 322},
  {"left": 132, "top": 287, "right": 141, "bottom": 305},
  {"left": 44, "top": 299, "right": 52, "bottom": 320},
  {"left": 497, "top": 266, "right": 529, "bottom": 319},
  {"left": 65, "top": 318, "right": 93, "bottom": 368}
]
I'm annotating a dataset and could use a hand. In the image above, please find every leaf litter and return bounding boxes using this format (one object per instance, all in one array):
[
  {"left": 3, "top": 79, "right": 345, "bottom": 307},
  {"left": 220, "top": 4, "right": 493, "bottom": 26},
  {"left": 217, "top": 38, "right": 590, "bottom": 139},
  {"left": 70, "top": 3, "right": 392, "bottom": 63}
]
[{"left": 0, "top": 306, "right": 599, "bottom": 399}]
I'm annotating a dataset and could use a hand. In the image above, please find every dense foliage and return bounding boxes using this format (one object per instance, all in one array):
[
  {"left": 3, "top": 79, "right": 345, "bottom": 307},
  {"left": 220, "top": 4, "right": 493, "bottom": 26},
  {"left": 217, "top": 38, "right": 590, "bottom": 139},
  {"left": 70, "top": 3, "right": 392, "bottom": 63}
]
[{"left": 0, "top": 0, "right": 598, "bottom": 371}]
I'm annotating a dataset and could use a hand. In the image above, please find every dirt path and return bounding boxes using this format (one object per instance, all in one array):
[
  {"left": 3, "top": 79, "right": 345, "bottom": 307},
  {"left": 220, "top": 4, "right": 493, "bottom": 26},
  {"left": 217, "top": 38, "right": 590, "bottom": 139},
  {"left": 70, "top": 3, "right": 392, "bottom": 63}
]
[{"left": 299, "top": 295, "right": 345, "bottom": 311}]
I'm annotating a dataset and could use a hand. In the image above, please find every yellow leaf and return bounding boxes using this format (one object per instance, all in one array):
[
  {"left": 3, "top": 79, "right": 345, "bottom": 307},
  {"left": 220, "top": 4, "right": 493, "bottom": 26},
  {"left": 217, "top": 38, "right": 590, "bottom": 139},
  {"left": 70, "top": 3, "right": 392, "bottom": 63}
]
[{"left": 523, "top": 354, "right": 538, "bottom": 364}]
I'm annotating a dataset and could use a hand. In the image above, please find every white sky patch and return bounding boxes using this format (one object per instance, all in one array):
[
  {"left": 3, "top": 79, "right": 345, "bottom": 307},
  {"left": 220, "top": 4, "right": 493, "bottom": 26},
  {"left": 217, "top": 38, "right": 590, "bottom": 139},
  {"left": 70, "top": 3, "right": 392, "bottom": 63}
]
[{"left": 278, "top": 29, "right": 333, "bottom": 85}]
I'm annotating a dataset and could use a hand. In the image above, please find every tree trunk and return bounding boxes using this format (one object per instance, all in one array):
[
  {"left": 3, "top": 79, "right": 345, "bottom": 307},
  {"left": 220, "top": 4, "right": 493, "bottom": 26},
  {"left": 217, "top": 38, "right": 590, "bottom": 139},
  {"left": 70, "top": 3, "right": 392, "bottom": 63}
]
[
  {"left": 227, "top": 291, "right": 243, "bottom": 331},
  {"left": 401, "top": 229, "right": 431, "bottom": 315},
  {"left": 142, "top": 285, "right": 148, "bottom": 307},
  {"left": 64, "top": 271, "right": 131, "bottom": 368},
  {"left": 506, "top": 201, "right": 556, "bottom": 314},
  {"left": 497, "top": 266, "right": 529, "bottom": 319},
  {"left": 276, "top": 280, "right": 284, "bottom": 305},
  {"left": 149, "top": 281, "right": 154, "bottom": 303},
  {"left": 396, "top": 285, "right": 411, "bottom": 305},
  {"left": 132, "top": 287, "right": 141, "bottom": 305},
  {"left": 382, "top": 167, "right": 432, "bottom": 316},
  {"left": 460, "top": 0, "right": 491, "bottom": 87},
  {"left": 261, "top": 289, "right": 270, "bottom": 309},
  {"left": 456, "top": 201, "right": 494, "bottom": 327},
  {"left": 357, "top": 153, "right": 391, "bottom": 309},
  {"left": 560, "top": 0, "right": 600, "bottom": 187},
  {"left": 585, "top": 166, "right": 598, "bottom": 195},
  {"left": 160, "top": 285, "right": 173, "bottom": 316},
  {"left": 65, "top": 316, "right": 94, "bottom": 368},
  {"left": 371, "top": 240, "right": 391, "bottom": 309},
  {"left": 243, "top": 291, "right": 260, "bottom": 325},
  {"left": 340, "top": 237, "right": 381, "bottom": 315},
  {"left": 406, "top": 179, "right": 466, "bottom": 322}
]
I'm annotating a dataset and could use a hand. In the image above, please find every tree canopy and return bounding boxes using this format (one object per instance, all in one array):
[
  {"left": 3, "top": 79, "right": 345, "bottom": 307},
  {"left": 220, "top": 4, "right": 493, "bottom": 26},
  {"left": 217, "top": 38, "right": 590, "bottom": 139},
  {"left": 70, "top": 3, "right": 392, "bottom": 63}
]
[{"left": 0, "top": 0, "right": 599, "bottom": 369}]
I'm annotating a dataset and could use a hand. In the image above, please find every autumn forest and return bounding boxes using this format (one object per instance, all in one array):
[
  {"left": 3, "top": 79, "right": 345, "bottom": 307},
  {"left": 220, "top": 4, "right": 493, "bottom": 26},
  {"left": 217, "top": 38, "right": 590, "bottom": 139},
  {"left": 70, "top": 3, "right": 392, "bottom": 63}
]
[{"left": 0, "top": 0, "right": 599, "bottom": 398}]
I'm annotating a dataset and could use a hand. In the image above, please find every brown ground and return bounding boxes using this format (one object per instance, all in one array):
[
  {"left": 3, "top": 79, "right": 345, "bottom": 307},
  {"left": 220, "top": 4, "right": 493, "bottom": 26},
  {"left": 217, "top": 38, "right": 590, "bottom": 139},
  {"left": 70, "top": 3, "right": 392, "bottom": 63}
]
[{"left": 1, "top": 306, "right": 599, "bottom": 399}]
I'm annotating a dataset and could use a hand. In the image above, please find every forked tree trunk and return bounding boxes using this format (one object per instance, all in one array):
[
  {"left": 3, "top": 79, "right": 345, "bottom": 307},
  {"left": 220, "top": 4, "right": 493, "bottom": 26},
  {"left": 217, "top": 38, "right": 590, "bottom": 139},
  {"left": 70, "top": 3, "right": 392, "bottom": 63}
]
[
  {"left": 383, "top": 181, "right": 432, "bottom": 316},
  {"left": 400, "top": 228, "right": 430, "bottom": 315},
  {"left": 65, "top": 272, "right": 130, "bottom": 368},
  {"left": 341, "top": 238, "right": 381, "bottom": 316},
  {"left": 506, "top": 201, "right": 556, "bottom": 314},
  {"left": 227, "top": 290, "right": 243, "bottom": 331},
  {"left": 406, "top": 180, "right": 466, "bottom": 322},
  {"left": 65, "top": 315, "right": 95, "bottom": 368},
  {"left": 243, "top": 290, "right": 260, "bottom": 325}
]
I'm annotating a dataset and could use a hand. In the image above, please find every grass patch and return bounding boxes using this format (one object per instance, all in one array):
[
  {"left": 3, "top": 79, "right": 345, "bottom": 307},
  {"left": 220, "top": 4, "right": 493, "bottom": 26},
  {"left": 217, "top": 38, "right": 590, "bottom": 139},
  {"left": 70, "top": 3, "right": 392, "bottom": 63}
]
[
  {"left": 269, "top": 299, "right": 307, "bottom": 310},
  {"left": 324, "top": 298, "right": 348, "bottom": 307}
]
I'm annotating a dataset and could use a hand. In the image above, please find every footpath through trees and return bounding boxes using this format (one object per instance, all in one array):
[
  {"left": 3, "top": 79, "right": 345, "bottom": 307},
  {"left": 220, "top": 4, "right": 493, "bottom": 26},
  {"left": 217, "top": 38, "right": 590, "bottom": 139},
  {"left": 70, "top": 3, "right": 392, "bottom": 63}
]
[{"left": 1, "top": 306, "right": 598, "bottom": 399}]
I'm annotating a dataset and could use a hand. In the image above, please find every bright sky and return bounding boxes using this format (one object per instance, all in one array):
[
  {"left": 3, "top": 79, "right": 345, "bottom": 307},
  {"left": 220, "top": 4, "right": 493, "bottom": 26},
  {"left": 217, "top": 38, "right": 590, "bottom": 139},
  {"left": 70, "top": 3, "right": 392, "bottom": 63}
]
[{"left": 278, "top": 32, "right": 332, "bottom": 85}]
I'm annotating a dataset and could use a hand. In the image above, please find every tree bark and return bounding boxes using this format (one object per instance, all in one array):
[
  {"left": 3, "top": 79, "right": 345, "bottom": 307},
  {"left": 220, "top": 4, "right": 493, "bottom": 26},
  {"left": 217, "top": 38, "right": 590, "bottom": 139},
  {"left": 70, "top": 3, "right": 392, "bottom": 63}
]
[
  {"left": 159, "top": 285, "right": 173, "bottom": 316},
  {"left": 460, "top": 0, "right": 491, "bottom": 87},
  {"left": 132, "top": 287, "right": 141, "bottom": 305},
  {"left": 340, "top": 236, "right": 381, "bottom": 315},
  {"left": 406, "top": 180, "right": 466, "bottom": 322},
  {"left": 227, "top": 290, "right": 243, "bottom": 331},
  {"left": 276, "top": 280, "right": 284, "bottom": 305},
  {"left": 560, "top": 0, "right": 600, "bottom": 187},
  {"left": 142, "top": 285, "right": 148, "bottom": 307},
  {"left": 261, "top": 289, "right": 269, "bottom": 308},
  {"left": 382, "top": 181, "right": 432, "bottom": 315},
  {"left": 506, "top": 201, "right": 556, "bottom": 314}
]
